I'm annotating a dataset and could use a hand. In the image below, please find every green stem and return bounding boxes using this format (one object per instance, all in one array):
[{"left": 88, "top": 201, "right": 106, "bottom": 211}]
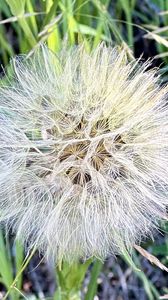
[{"left": 84, "top": 259, "right": 103, "bottom": 300}]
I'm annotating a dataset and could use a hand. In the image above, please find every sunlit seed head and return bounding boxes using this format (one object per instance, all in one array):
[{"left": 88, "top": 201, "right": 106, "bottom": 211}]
[{"left": 0, "top": 43, "right": 168, "bottom": 262}]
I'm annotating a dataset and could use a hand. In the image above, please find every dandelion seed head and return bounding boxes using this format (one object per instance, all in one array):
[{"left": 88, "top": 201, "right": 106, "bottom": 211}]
[{"left": 0, "top": 44, "right": 168, "bottom": 261}]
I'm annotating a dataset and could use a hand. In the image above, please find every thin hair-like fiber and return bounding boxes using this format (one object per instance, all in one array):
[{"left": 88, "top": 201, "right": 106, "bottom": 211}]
[{"left": 0, "top": 43, "right": 168, "bottom": 262}]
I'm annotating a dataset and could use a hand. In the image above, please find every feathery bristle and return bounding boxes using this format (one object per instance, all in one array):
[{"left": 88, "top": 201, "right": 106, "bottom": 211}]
[{"left": 0, "top": 43, "right": 168, "bottom": 262}]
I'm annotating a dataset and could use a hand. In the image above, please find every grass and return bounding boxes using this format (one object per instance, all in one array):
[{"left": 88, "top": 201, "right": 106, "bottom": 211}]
[
  {"left": 0, "top": 0, "right": 168, "bottom": 299},
  {"left": 0, "top": 231, "right": 24, "bottom": 300},
  {"left": 0, "top": 0, "right": 167, "bottom": 60}
]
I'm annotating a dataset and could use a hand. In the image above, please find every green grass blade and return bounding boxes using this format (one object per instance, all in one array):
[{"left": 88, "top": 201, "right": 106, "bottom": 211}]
[
  {"left": 43, "top": 0, "right": 59, "bottom": 27},
  {"left": 26, "top": 0, "right": 38, "bottom": 35},
  {"left": 119, "top": 0, "right": 135, "bottom": 49},
  {"left": 122, "top": 249, "right": 160, "bottom": 300},
  {"left": 0, "top": 231, "right": 18, "bottom": 300},
  {"left": 0, "top": 30, "right": 14, "bottom": 57},
  {"left": 92, "top": 0, "right": 123, "bottom": 44},
  {"left": 5, "top": 0, "right": 26, "bottom": 16},
  {"left": 15, "top": 239, "right": 24, "bottom": 290},
  {"left": 0, "top": 231, "right": 13, "bottom": 288},
  {"left": 5, "top": 0, "right": 37, "bottom": 47},
  {"left": 75, "top": 24, "right": 110, "bottom": 41},
  {"left": 3, "top": 247, "right": 36, "bottom": 300},
  {"left": 93, "top": 0, "right": 110, "bottom": 47},
  {"left": 18, "top": 17, "right": 37, "bottom": 47}
]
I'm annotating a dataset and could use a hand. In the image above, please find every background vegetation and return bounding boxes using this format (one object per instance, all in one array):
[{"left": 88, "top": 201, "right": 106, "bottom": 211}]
[{"left": 0, "top": 0, "right": 168, "bottom": 299}]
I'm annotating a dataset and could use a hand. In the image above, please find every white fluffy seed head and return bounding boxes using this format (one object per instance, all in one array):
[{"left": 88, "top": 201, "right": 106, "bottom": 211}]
[{"left": 0, "top": 43, "right": 168, "bottom": 262}]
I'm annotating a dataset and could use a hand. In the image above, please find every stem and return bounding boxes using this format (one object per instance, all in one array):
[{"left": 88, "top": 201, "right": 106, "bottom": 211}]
[{"left": 84, "top": 259, "right": 103, "bottom": 300}]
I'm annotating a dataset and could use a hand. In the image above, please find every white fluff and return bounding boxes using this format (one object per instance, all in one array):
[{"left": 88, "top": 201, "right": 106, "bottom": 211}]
[{"left": 0, "top": 43, "right": 168, "bottom": 262}]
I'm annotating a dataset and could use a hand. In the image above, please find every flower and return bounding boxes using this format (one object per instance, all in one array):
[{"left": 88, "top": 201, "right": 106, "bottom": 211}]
[{"left": 0, "top": 44, "right": 168, "bottom": 262}]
